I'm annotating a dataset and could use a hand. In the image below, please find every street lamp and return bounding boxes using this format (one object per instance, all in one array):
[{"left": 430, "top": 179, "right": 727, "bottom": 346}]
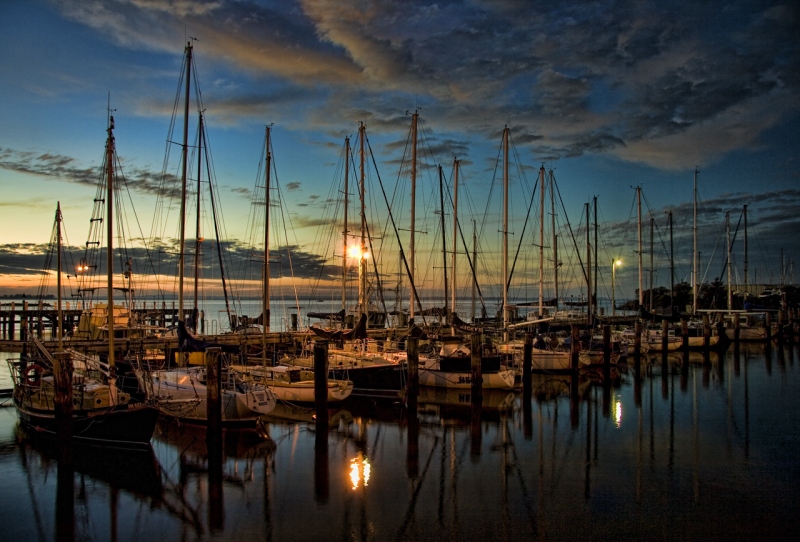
[{"left": 612, "top": 259, "right": 622, "bottom": 316}]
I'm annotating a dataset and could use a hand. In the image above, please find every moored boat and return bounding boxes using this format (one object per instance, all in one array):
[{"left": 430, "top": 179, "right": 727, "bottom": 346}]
[{"left": 231, "top": 364, "right": 353, "bottom": 403}]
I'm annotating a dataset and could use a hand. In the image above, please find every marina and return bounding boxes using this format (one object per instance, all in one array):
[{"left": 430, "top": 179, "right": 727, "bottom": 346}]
[
  {"left": 1, "top": 341, "right": 798, "bottom": 540},
  {"left": 1, "top": 5, "right": 799, "bottom": 540}
]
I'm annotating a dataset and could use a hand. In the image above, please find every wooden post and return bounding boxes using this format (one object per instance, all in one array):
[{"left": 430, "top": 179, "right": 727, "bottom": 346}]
[
  {"left": 733, "top": 313, "right": 740, "bottom": 343},
  {"left": 9, "top": 302, "right": 15, "bottom": 340},
  {"left": 470, "top": 332, "right": 483, "bottom": 457},
  {"left": 703, "top": 313, "right": 711, "bottom": 350},
  {"left": 406, "top": 337, "right": 419, "bottom": 397},
  {"left": 21, "top": 317, "right": 28, "bottom": 343},
  {"left": 314, "top": 340, "right": 329, "bottom": 427},
  {"left": 777, "top": 309, "right": 785, "bottom": 343},
  {"left": 291, "top": 314, "right": 298, "bottom": 332},
  {"left": 53, "top": 351, "right": 74, "bottom": 456},
  {"left": 634, "top": 320, "right": 642, "bottom": 358},
  {"left": 313, "top": 341, "right": 330, "bottom": 503},
  {"left": 570, "top": 324, "right": 580, "bottom": 371},
  {"left": 160, "top": 301, "right": 166, "bottom": 328},
  {"left": 470, "top": 333, "right": 482, "bottom": 400},
  {"left": 406, "top": 351, "right": 420, "bottom": 479},
  {"left": 603, "top": 324, "right": 611, "bottom": 367},
  {"left": 205, "top": 347, "right": 222, "bottom": 436},
  {"left": 522, "top": 333, "right": 532, "bottom": 395},
  {"left": 765, "top": 312, "right": 772, "bottom": 343},
  {"left": 681, "top": 318, "right": 689, "bottom": 354},
  {"left": 661, "top": 319, "right": 668, "bottom": 352}
]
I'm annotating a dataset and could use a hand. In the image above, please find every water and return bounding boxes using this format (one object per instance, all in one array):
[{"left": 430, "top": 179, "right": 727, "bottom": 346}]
[{"left": 1, "top": 343, "right": 798, "bottom": 541}]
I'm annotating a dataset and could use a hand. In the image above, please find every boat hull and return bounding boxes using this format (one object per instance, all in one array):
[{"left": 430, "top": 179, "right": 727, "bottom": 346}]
[
  {"left": 418, "top": 367, "right": 516, "bottom": 389},
  {"left": 14, "top": 397, "right": 159, "bottom": 450},
  {"left": 328, "top": 363, "right": 407, "bottom": 397},
  {"left": 145, "top": 368, "right": 277, "bottom": 426}
]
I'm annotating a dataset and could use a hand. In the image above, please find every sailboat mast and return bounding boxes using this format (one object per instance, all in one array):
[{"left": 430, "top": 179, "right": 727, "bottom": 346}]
[
  {"left": 178, "top": 41, "right": 192, "bottom": 325},
  {"left": 438, "top": 165, "right": 449, "bottom": 319},
  {"left": 743, "top": 204, "right": 748, "bottom": 295},
  {"left": 193, "top": 113, "right": 203, "bottom": 329},
  {"left": 593, "top": 196, "right": 598, "bottom": 314},
  {"left": 538, "top": 165, "right": 545, "bottom": 317},
  {"left": 502, "top": 126, "right": 509, "bottom": 334},
  {"left": 56, "top": 202, "right": 63, "bottom": 351},
  {"left": 409, "top": 113, "right": 418, "bottom": 322},
  {"left": 471, "top": 220, "right": 477, "bottom": 321},
  {"left": 106, "top": 115, "right": 115, "bottom": 369},
  {"left": 359, "top": 122, "right": 367, "bottom": 318},
  {"left": 637, "top": 186, "right": 643, "bottom": 308},
  {"left": 666, "top": 210, "right": 674, "bottom": 314},
  {"left": 726, "top": 211, "right": 732, "bottom": 311},
  {"left": 451, "top": 159, "right": 459, "bottom": 323},
  {"left": 550, "top": 170, "right": 558, "bottom": 311},
  {"left": 342, "top": 136, "right": 349, "bottom": 313},
  {"left": 693, "top": 168, "right": 698, "bottom": 314},
  {"left": 264, "top": 125, "right": 272, "bottom": 334},
  {"left": 649, "top": 217, "right": 654, "bottom": 313},
  {"left": 586, "top": 202, "right": 592, "bottom": 326}
]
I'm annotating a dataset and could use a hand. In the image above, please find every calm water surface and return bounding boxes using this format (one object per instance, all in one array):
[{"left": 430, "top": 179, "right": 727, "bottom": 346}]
[{"left": 1, "top": 343, "right": 798, "bottom": 541}]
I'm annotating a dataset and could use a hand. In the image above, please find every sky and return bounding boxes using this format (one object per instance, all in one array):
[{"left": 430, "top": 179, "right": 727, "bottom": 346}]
[{"left": 0, "top": 0, "right": 798, "bottom": 311}]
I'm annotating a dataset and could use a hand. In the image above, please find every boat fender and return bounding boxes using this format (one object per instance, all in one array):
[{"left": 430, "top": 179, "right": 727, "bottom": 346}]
[{"left": 25, "top": 364, "right": 46, "bottom": 387}]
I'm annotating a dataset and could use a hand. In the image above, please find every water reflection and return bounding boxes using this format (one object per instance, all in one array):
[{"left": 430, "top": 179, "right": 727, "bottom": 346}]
[{"left": 2, "top": 342, "right": 799, "bottom": 539}]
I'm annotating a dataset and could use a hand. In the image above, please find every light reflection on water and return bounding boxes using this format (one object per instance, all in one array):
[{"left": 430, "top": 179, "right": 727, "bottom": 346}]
[{"left": 0, "top": 343, "right": 798, "bottom": 540}]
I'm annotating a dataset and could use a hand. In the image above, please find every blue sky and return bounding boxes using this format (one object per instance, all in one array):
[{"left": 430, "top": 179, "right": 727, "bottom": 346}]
[{"left": 0, "top": 0, "right": 798, "bottom": 307}]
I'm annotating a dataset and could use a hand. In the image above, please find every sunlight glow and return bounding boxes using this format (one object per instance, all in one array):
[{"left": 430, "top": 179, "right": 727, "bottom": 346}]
[{"left": 347, "top": 245, "right": 369, "bottom": 260}]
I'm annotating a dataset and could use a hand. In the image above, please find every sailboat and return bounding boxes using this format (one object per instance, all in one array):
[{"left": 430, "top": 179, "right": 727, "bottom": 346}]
[
  {"left": 134, "top": 42, "right": 277, "bottom": 425},
  {"left": 8, "top": 119, "right": 159, "bottom": 449},
  {"left": 491, "top": 130, "right": 587, "bottom": 373},
  {"left": 304, "top": 122, "right": 408, "bottom": 396}
]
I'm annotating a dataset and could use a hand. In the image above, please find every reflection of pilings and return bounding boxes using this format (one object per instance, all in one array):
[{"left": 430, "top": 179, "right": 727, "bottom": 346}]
[
  {"left": 633, "top": 354, "right": 642, "bottom": 408},
  {"left": 406, "top": 395, "right": 419, "bottom": 479},
  {"left": 523, "top": 387, "right": 533, "bottom": 440},
  {"left": 584, "top": 385, "right": 593, "bottom": 499},
  {"left": 314, "top": 430, "right": 329, "bottom": 504},
  {"left": 313, "top": 340, "right": 329, "bottom": 503},
  {"left": 53, "top": 351, "right": 73, "bottom": 463},
  {"left": 569, "top": 373, "right": 579, "bottom": 429},
  {"left": 56, "top": 454, "right": 75, "bottom": 542},
  {"left": 205, "top": 347, "right": 224, "bottom": 533}
]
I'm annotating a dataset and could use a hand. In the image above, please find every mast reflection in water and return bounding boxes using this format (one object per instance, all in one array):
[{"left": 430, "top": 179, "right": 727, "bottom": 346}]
[{"left": 1, "top": 342, "right": 798, "bottom": 540}]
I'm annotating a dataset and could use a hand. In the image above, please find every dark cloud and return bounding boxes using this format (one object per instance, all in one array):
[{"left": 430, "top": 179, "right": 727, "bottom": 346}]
[{"left": 0, "top": 147, "right": 181, "bottom": 199}]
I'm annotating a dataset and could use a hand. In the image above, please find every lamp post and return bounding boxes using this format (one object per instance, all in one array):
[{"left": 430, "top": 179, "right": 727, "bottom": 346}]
[{"left": 612, "top": 259, "right": 622, "bottom": 316}]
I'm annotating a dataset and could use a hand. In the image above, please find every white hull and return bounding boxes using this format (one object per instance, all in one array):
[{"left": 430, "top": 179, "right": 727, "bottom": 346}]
[
  {"left": 141, "top": 367, "right": 277, "bottom": 424},
  {"left": 530, "top": 350, "right": 588, "bottom": 371},
  {"left": 687, "top": 335, "right": 721, "bottom": 348},
  {"left": 418, "top": 367, "right": 516, "bottom": 389},
  {"left": 232, "top": 364, "right": 353, "bottom": 403},
  {"left": 724, "top": 327, "right": 767, "bottom": 341}
]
